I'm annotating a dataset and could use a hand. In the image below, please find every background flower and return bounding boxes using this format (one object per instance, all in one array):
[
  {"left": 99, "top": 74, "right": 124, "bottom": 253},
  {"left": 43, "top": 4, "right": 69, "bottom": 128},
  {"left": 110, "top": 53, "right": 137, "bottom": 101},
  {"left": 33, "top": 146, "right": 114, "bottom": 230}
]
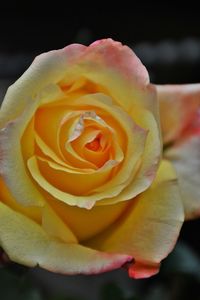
[{"left": 157, "top": 84, "right": 200, "bottom": 219}]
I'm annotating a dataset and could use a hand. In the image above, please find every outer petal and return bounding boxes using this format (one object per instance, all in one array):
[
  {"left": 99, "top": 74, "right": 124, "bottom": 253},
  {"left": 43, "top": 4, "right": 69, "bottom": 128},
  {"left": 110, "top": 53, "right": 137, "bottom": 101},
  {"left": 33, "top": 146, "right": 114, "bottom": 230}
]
[
  {"left": 0, "top": 85, "right": 69, "bottom": 207},
  {"left": 0, "top": 177, "right": 42, "bottom": 223},
  {"left": 0, "top": 45, "right": 86, "bottom": 128},
  {"left": 157, "top": 83, "right": 200, "bottom": 219},
  {"left": 88, "top": 39, "right": 149, "bottom": 87},
  {"left": 63, "top": 39, "right": 158, "bottom": 120},
  {"left": 0, "top": 202, "right": 131, "bottom": 274},
  {"left": 165, "top": 135, "right": 200, "bottom": 219},
  {"left": 156, "top": 84, "right": 200, "bottom": 143},
  {"left": 0, "top": 102, "right": 45, "bottom": 207},
  {"left": 0, "top": 39, "right": 155, "bottom": 131},
  {"left": 86, "top": 160, "right": 184, "bottom": 279}
]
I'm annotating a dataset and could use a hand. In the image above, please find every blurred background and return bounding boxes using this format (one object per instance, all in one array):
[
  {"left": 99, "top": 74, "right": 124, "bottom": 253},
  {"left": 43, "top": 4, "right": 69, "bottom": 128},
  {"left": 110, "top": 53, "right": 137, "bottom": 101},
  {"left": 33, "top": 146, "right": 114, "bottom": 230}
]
[{"left": 0, "top": 3, "right": 200, "bottom": 300}]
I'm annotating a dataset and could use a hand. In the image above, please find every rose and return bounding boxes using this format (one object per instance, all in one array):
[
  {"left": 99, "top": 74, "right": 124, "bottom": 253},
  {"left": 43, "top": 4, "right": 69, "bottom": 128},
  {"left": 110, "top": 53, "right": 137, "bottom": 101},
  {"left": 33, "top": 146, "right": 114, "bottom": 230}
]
[
  {"left": 0, "top": 39, "right": 184, "bottom": 279},
  {"left": 157, "top": 84, "right": 200, "bottom": 219}
]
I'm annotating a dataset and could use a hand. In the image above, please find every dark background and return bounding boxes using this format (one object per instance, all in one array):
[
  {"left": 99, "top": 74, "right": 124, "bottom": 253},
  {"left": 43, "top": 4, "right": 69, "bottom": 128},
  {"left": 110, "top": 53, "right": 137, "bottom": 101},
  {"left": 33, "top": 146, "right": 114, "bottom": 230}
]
[
  {"left": 1, "top": 4, "right": 200, "bottom": 51},
  {"left": 1, "top": 4, "right": 200, "bottom": 83},
  {"left": 0, "top": 4, "right": 200, "bottom": 300}
]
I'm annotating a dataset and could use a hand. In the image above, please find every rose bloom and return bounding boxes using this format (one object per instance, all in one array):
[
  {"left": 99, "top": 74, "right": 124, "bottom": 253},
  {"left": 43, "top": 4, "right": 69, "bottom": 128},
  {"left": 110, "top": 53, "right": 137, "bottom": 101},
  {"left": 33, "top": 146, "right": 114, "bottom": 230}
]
[{"left": 0, "top": 39, "right": 198, "bottom": 279}]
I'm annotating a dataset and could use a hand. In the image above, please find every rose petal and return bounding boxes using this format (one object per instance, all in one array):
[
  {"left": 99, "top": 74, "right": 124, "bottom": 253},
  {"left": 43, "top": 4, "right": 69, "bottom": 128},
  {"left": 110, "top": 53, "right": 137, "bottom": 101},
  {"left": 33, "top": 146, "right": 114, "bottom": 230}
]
[
  {"left": 97, "top": 109, "right": 160, "bottom": 205},
  {"left": 128, "top": 261, "right": 160, "bottom": 279},
  {"left": 60, "top": 39, "right": 157, "bottom": 117},
  {"left": 157, "top": 83, "right": 200, "bottom": 219},
  {"left": 156, "top": 84, "right": 200, "bottom": 143},
  {"left": 86, "top": 160, "right": 184, "bottom": 279},
  {"left": 0, "top": 45, "right": 85, "bottom": 128},
  {"left": 0, "top": 85, "right": 67, "bottom": 207},
  {"left": 89, "top": 39, "right": 149, "bottom": 87},
  {"left": 0, "top": 112, "right": 44, "bottom": 207},
  {"left": 35, "top": 133, "right": 93, "bottom": 173},
  {"left": 73, "top": 128, "right": 111, "bottom": 167},
  {"left": 0, "top": 202, "right": 131, "bottom": 274},
  {"left": 42, "top": 204, "right": 78, "bottom": 243},
  {"left": 21, "top": 116, "right": 35, "bottom": 161},
  {"left": 34, "top": 103, "right": 72, "bottom": 160},
  {"left": 165, "top": 135, "right": 200, "bottom": 219},
  {"left": 0, "top": 177, "right": 42, "bottom": 223},
  {"left": 47, "top": 196, "right": 129, "bottom": 241},
  {"left": 28, "top": 155, "right": 114, "bottom": 196}
]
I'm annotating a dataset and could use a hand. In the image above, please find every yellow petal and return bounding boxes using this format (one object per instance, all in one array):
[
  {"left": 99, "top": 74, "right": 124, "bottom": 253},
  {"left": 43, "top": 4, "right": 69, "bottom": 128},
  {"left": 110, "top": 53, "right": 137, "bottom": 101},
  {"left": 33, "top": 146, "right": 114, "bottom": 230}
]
[
  {"left": 86, "top": 160, "right": 184, "bottom": 278},
  {"left": 0, "top": 43, "right": 85, "bottom": 128},
  {"left": 0, "top": 177, "right": 42, "bottom": 223},
  {"left": 34, "top": 104, "right": 71, "bottom": 158},
  {"left": 0, "top": 107, "right": 44, "bottom": 206},
  {"left": 0, "top": 84, "right": 68, "bottom": 207},
  {"left": 0, "top": 202, "right": 131, "bottom": 274},
  {"left": 47, "top": 195, "right": 129, "bottom": 241},
  {"left": 28, "top": 156, "right": 113, "bottom": 197},
  {"left": 60, "top": 39, "right": 157, "bottom": 119},
  {"left": 42, "top": 204, "right": 78, "bottom": 243},
  {"left": 26, "top": 156, "right": 105, "bottom": 209},
  {"left": 21, "top": 117, "right": 35, "bottom": 161},
  {"left": 35, "top": 133, "right": 92, "bottom": 173},
  {"left": 97, "top": 109, "right": 158, "bottom": 205},
  {"left": 115, "top": 108, "right": 161, "bottom": 202}
]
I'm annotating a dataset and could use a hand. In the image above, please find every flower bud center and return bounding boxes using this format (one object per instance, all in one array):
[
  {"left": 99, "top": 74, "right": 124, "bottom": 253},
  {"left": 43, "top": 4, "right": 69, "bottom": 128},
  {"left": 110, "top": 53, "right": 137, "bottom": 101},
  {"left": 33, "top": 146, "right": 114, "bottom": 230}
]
[{"left": 86, "top": 137, "right": 101, "bottom": 151}]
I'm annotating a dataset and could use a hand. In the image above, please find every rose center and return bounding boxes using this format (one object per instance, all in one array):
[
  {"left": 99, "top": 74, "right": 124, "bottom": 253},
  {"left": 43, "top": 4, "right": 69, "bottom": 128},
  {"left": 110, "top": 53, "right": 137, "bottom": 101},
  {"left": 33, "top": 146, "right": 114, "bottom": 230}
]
[{"left": 86, "top": 136, "right": 101, "bottom": 151}]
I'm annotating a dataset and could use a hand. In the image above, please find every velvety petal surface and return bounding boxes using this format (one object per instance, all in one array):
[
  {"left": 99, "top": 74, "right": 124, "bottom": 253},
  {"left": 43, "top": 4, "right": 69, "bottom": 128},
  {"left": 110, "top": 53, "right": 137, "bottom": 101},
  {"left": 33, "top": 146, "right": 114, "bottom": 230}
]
[
  {"left": 0, "top": 45, "right": 86, "bottom": 128},
  {"left": 0, "top": 202, "right": 131, "bottom": 274},
  {"left": 0, "top": 39, "right": 156, "bottom": 131},
  {"left": 165, "top": 135, "right": 200, "bottom": 219},
  {"left": 0, "top": 40, "right": 166, "bottom": 279},
  {"left": 86, "top": 160, "right": 184, "bottom": 278},
  {"left": 156, "top": 84, "right": 200, "bottom": 143},
  {"left": 157, "top": 83, "right": 200, "bottom": 219},
  {"left": 60, "top": 39, "right": 155, "bottom": 115}
]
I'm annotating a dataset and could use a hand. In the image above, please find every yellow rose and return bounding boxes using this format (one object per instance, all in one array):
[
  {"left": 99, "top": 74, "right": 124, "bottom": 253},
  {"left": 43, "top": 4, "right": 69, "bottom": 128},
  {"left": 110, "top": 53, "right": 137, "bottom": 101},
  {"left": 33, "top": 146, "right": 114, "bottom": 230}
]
[{"left": 0, "top": 39, "right": 184, "bottom": 279}]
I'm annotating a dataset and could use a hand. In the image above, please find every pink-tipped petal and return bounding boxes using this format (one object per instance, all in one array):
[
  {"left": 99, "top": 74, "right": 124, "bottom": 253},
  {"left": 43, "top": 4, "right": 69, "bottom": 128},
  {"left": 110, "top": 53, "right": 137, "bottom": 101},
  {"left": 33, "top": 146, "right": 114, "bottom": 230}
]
[
  {"left": 0, "top": 202, "right": 131, "bottom": 275},
  {"left": 0, "top": 39, "right": 154, "bottom": 131},
  {"left": 0, "top": 44, "right": 86, "bottom": 128},
  {"left": 61, "top": 39, "right": 157, "bottom": 117},
  {"left": 88, "top": 39, "right": 149, "bottom": 87},
  {"left": 128, "top": 261, "right": 160, "bottom": 279},
  {"left": 156, "top": 84, "right": 200, "bottom": 143},
  {"left": 157, "top": 84, "right": 200, "bottom": 219},
  {"left": 165, "top": 134, "right": 200, "bottom": 220},
  {"left": 86, "top": 160, "right": 184, "bottom": 279}
]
